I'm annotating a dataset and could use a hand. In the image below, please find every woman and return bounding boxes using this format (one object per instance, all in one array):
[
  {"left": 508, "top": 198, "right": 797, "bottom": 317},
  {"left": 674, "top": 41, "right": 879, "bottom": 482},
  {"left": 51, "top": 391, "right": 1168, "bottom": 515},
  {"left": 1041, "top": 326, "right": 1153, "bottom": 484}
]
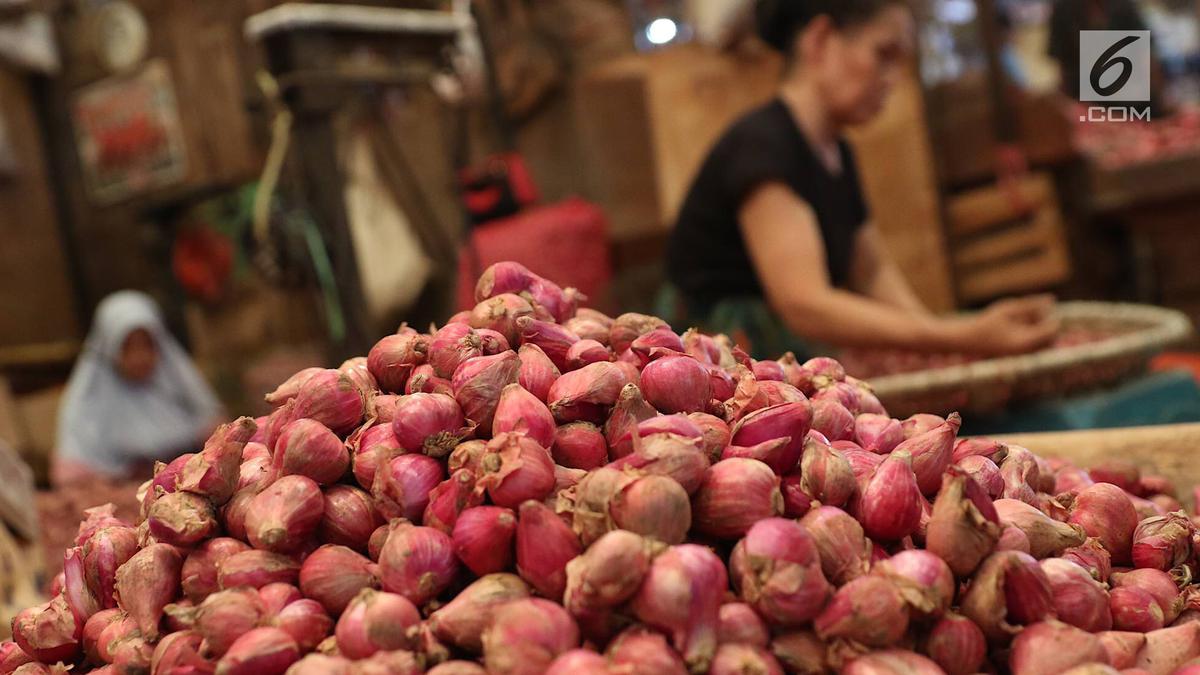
[
  {"left": 666, "top": 0, "right": 1059, "bottom": 360},
  {"left": 52, "top": 291, "right": 223, "bottom": 487}
]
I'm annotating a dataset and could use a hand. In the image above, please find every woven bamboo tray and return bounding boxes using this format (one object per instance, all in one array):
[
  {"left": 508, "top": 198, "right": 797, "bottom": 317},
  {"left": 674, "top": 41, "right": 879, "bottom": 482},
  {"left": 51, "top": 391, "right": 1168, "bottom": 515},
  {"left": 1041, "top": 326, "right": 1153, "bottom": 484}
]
[{"left": 867, "top": 302, "right": 1195, "bottom": 418}]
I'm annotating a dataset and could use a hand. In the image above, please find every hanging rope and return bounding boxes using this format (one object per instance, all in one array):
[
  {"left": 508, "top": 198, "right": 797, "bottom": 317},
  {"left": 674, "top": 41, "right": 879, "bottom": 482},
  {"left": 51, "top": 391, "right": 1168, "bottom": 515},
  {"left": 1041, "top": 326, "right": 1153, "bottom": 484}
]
[{"left": 252, "top": 70, "right": 294, "bottom": 249}]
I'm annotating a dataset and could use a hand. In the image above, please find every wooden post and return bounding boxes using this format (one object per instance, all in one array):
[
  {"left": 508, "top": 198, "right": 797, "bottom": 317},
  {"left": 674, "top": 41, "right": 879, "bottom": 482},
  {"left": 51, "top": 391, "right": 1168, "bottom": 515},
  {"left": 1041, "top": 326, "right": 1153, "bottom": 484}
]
[{"left": 262, "top": 32, "right": 375, "bottom": 360}]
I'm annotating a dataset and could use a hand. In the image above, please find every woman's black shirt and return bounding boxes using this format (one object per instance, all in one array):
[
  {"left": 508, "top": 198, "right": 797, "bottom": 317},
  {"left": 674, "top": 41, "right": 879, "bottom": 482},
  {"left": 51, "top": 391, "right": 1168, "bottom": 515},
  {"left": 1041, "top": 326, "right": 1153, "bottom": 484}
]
[{"left": 666, "top": 98, "right": 870, "bottom": 311}]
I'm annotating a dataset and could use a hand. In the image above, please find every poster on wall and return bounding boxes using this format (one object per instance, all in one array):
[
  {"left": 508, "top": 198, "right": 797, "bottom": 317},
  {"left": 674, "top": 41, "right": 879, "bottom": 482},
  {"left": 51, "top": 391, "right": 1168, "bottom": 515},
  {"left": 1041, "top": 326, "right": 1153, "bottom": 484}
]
[{"left": 71, "top": 59, "right": 187, "bottom": 204}]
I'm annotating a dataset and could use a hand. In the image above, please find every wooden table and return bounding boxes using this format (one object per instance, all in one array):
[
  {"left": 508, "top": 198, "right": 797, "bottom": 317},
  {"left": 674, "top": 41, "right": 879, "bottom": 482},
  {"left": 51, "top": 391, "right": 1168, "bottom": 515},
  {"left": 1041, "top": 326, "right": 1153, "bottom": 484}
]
[
  {"left": 996, "top": 423, "right": 1200, "bottom": 501},
  {"left": 1087, "top": 152, "right": 1200, "bottom": 216}
]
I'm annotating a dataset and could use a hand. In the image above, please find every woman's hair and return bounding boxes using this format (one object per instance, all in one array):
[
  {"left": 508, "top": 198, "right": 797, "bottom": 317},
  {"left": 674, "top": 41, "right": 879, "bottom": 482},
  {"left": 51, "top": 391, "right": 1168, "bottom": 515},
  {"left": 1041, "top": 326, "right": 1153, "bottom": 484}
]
[{"left": 755, "top": 0, "right": 906, "bottom": 53}]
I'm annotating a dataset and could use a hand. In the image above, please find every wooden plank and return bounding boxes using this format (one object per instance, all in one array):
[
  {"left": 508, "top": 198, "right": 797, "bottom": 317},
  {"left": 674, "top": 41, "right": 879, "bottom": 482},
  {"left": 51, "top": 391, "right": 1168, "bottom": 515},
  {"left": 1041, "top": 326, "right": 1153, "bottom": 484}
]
[
  {"left": 946, "top": 172, "right": 1072, "bottom": 303},
  {"left": 1034, "top": 202, "right": 1073, "bottom": 286},
  {"left": 578, "top": 45, "right": 783, "bottom": 239},
  {"left": 945, "top": 175, "right": 1053, "bottom": 236},
  {"left": 12, "top": 385, "right": 62, "bottom": 487},
  {"left": 953, "top": 225, "right": 1049, "bottom": 268},
  {"left": 0, "top": 67, "right": 80, "bottom": 349},
  {"left": 848, "top": 71, "right": 956, "bottom": 312},
  {"left": 641, "top": 44, "right": 781, "bottom": 229},
  {"left": 576, "top": 57, "right": 668, "bottom": 242},
  {"left": 953, "top": 203, "right": 1069, "bottom": 270},
  {"left": 997, "top": 423, "right": 1200, "bottom": 498},
  {"left": 924, "top": 77, "right": 1074, "bottom": 189},
  {"left": 0, "top": 341, "right": 80, "bottom": 369},
  {"left": 957, "top": 249, "right": 1070, "bottom": 303},
  {"left": 0, "top": 378, "right": 19, "bottom": 452},
  {"left": 166, "top": 1, "right": 260, "bottom": 187}
]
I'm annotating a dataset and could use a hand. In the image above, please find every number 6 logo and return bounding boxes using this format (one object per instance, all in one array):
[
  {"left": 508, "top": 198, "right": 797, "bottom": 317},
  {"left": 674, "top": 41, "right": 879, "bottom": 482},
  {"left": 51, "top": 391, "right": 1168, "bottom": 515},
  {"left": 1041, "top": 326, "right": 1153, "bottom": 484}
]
[
  {"left": 1091, "top": 34, "right": 1141, "bottom": 97},
  {"left": 1080, "top": 31, "right": 1150, "bottom": 102}
]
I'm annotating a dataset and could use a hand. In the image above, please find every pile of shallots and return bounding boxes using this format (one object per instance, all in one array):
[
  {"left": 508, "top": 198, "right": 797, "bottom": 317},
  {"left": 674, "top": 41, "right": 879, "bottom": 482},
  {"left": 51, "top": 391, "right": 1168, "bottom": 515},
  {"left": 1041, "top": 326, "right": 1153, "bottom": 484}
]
[{"left": 8, "top": 262, "right": 1200, "bottom": 675}]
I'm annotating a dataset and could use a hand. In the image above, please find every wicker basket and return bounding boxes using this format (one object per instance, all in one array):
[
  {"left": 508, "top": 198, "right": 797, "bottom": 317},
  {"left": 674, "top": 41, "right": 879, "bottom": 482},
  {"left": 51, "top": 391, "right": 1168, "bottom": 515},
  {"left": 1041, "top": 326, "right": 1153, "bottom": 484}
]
[{"left": 867, "top": 302, "right": 1195, "bottom": 418}]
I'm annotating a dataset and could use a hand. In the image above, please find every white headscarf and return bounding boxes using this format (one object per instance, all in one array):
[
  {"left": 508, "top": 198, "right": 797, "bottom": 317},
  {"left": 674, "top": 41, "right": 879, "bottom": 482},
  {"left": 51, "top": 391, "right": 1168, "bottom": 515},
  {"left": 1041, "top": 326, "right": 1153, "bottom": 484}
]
[{"left": 56, "top": 291, "right": 221, "bottom": 477}]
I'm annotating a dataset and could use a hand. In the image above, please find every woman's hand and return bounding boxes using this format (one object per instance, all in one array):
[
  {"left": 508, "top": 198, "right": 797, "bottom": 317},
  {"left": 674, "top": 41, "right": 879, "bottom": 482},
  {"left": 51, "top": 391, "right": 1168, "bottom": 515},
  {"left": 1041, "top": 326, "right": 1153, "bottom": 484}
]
[{"left": 950, "top": 295, "right": 1060, "bottom": 356}]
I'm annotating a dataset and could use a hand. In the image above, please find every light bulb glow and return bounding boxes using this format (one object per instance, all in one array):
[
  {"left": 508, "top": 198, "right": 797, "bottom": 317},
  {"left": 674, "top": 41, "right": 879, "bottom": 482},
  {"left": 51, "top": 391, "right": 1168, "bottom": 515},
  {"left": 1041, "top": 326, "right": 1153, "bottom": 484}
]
[
  {"left": 645, "top": 18, "right": 678, "bottom": 45},
  {"left": 937, "top": 0, "right": 977, "bottom": 25}
]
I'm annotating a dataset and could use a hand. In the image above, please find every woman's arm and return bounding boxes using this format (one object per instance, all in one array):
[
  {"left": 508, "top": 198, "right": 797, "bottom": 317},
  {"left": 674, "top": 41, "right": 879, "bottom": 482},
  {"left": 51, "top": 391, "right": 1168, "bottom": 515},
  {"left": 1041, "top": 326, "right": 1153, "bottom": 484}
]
[
  {"left": 740, "top": 183, "right": 1058, "bottom": 354},
  {"left": 850, "top": 223, "right": 931, "bottom": 316}
]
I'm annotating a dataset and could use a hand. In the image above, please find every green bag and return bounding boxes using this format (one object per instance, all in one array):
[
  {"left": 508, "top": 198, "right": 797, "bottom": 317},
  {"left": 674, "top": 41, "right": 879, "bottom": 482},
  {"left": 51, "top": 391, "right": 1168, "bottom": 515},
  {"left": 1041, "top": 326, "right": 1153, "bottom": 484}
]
[{"left": 655, "top": 285, "right": 821, "bottom": 362}]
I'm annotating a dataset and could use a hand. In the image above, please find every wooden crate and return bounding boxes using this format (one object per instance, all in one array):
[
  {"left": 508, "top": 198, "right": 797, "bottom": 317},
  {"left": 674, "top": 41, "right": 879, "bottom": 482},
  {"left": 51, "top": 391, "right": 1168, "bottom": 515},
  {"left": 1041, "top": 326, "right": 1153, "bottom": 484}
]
[
  {"left": 945, "top": 173, "right": 1072, "bottom": 304},
  {"left": 924, "top": 75, "right": 1075, "bottom": 189}
]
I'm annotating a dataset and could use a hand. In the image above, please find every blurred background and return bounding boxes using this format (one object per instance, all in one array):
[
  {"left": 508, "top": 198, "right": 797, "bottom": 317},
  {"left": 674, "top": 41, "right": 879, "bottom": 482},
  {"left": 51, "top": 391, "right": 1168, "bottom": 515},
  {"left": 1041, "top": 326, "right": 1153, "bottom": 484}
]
[{"left": 3, "top": 0, "right": 1200, "bottom": 619}]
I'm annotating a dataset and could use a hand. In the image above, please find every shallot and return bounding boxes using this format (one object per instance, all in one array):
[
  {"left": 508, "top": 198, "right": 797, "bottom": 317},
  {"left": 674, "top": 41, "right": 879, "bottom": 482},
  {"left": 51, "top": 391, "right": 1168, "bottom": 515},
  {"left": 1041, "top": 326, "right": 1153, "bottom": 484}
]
[
  {"left": 334, "top": 589, "right": 419, "bottom": 658},
  {"left": 214, "top": 626, "right": 299, "bottom": 675},
  {"left": 730, "top": 518, "right": 831, "bottom": 626},
  {"left": 378, "top": 524, "right": 458, "bottom": 606},
  {"left": 813, "top": 575, "right": 909, "bottom": 648},
  {"left": 1008, "top": 620, "right": 1108, "bottom": 675},
  {"left": 926, "top": 613, "right": 986, "bottom": 675},
  {"left": 1068, "top": 482, "right": 1140, "bottom": 564},
  {"left": 692, "top": 458, "right": 784, "bottom": 539},
  {"left": 115, "top": 543, "right": 181, "bottom": 640},
  {"left": 453, "top": 506, "right": 517, "bottom": 576},
  {"left": 516, "top": 501, "right": 581, "bottom": 599},
  {"left": 298, "top": 545, "right": 380, "bottom": 615},
  {"left": 428, "top": 574, "right": 530, "bottom": 653},
  {"left": 799, "top": 506, "right": 872, "bottom": 586},
  {"left": 273, "top": 418, "right": 349, "bottom": 485},
  {"left": 856, "top": 450, "right": 923, "bottom": 542},
  {"left": 481, "top": 598, "right": 579, "bottom": 675},
  {"left": 392, "top": 393, "right": 470, "bottom": 458},
  {"left": 717, "top": 603, "right": 770, "bottom": 648},
  {"left": 1040, "top": 558, "right": 1113, "bottom": 632},
  {"left": 631, "top": 544, "right": 726, "bottom": 672},
  {"left": 564, "top": 530, "right": 658, "bottom": 615}
]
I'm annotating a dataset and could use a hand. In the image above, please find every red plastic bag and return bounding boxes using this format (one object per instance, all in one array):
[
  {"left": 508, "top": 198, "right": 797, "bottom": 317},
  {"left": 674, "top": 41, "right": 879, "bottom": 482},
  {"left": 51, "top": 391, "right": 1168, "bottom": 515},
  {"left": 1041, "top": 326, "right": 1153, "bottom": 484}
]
[{"left": 456, "top": 198, "right": 612, "bottom": 312}]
